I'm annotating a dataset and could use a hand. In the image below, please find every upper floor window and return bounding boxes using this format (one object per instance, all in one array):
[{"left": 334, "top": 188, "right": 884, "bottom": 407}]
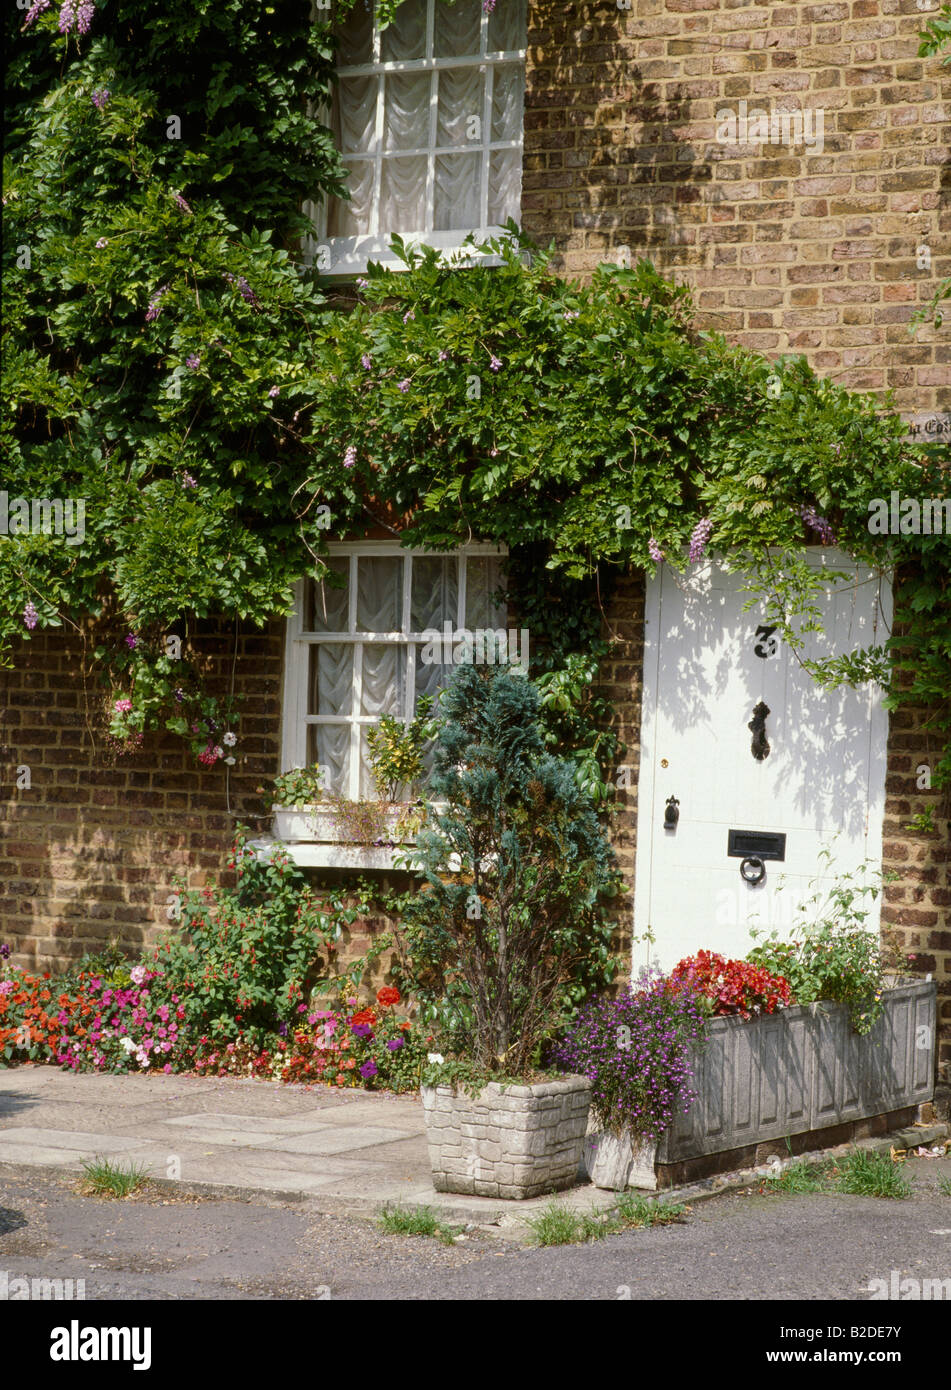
[{"left": 313, "top": 0, "right": 526, "bottom": 276}]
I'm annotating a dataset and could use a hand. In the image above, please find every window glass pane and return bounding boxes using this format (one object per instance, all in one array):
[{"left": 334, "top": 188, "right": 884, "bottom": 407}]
[
  {"left": 357, "top": 556, "right": 403, "bottom": 631},
  {"left": 465, "top": 556, "right": 507, "bottom": 629},
  {"left": 380, "top": 0, "right": 426, "bottom": 61},
  {"left": 306, "top": 724, "right": 350, "bottom": 797},
  {"left": 328, "top": 158, "right": 375, "bottom": 236},
  {"left": 309, "top": 644, "right": 352, "bottom": 716},
  {"left": 335, "top": 75, "right": 378, "bottom": 152},
  {"left": 411, "top": 555, "right": 459, "bottom": 631},
  {"left": 434, "top": 0, "right": 482, "bottom": 58},
  {"left": 434, "top": 152, "right": 481, "bottom": 230},
  {"left": 305, "top": 557, "right": 349, "bottom": 632},
  {"left": 491, "top": 64, "right": 523, "bottom": 144},
  {"left": 384, "top": 72, "right": 431, "bottom": 152},
  {"left": 380, "top": 156, "right": 428, "bottom": 233},
  {"left": 337, "top": 0, "right": 374, "bottom": 65},
  {"left": 488, "top": 147, "right": 521, "bottom": 224},
  {"left": 437, "top": 66, "right": 484, "bottom": 148},
  {"left": 415, "top": 647, "right": 455, "bottom": 706},
  {"left": 360, "top": 644, "right": 407, "bottom": 715},
  {"left": 488, "top": 0, "right": 526, "bottom": 53}
]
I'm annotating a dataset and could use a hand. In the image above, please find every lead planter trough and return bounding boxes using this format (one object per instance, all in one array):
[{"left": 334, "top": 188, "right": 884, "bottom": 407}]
[
  {"left": 586, "top": 979, "right": 937, "bottom": 1191},
  {"left": 421, "top": 1076, "right": 591, "bottom": 1199}
]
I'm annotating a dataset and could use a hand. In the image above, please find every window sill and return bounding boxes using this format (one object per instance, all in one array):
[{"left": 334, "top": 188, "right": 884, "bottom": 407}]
[
  {"left": 249, "top": 834, "right": 424, "bottom": 872},
  {"left": 307, "top": 230, "right": 508, "bottom": 280}
]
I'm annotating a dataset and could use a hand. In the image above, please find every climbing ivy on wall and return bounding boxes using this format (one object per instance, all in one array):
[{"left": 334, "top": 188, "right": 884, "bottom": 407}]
[{"left": 3, "top": 2, "right": 949, "bottom": 792}]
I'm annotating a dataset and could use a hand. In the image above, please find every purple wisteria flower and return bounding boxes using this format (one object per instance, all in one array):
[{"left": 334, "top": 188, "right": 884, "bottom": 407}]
[
  {"left": 798, "top": 504, "right": 836, "bottom": 545},
  {"left": 402, "top": 309, "right": 415, "bottom": 323},
  {"left": 356, "top": 277, "right": 369, "bottom": 289},
  {"left": 95, "top": 237, "right": 109, "bottom": 248},
  {"left": 489, "top": 354, "right": 502, "bottom": 372},
  {"left": 343, "top": 444, "right": 357, "bottom": 470},
  {"left": 125, "top": 632, "right": 139, "bottom": 650},
  {"left": 397, "top": 378, "right": 410, "bottom": 393},
  {"left": 76, "top": 0, "right": 94, "bottom": 34},
  {"left": 173, "top": 688, "right": 185, "bottom": 703},
  {"left": 185, "top": 353, "right": 200, "bottom": 370},
  {"left": 223, "top": 272, "right": 260, "bottom": 308},
  {"left": 268, "top": 385, "right": 280, "bottom": 398},
  {"left": 361, "top": 354, "right": 372, "bottom": 371},
  {"left": 438, "top": 350, "right": 449, "bottom": 361},
  {"left": 482, "top": 0, "right": 498, "bottom": 13},
  {"left": 688, "top": 516, "right": 713, "bottom": 563},
  {"left": 648, "top": 537, "right": 665, "bottom": 564},
  {"left": 359, "top": 1059, "right": 378, "bottom": 1079},
  {"left": 181, "top": 473, "right": 197, "bottom": 489},
  {"left": 91, "top": 88, "right": 110, "bottom": 110},
  {"left": 145, "top": 283, "right": 170, "bottom": 322},
  {"left": 173, "top": 193, "right": 192, "bottom": 214},
  {"left": 23, "top": 602, "right": 39, "bottom": 631},
  {"left": 57, "top": 1, "right": 75, "bottom": 33},
  {"left": 24, "top": 0, "right": 51, "bottom": 27}
]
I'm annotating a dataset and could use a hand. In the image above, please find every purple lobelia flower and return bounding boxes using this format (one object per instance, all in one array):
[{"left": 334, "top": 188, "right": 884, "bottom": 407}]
[{"left": 23, "top": 602, "right": 39, "bottom": 630}]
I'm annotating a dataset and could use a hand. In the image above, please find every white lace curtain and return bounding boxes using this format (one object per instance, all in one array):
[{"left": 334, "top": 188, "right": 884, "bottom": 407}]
[
  {"left": 329, "top": 0, "right": 525, "bottom": 237},
  {"left": 305, "top": 553, "right": 507, "bottom": 797}
]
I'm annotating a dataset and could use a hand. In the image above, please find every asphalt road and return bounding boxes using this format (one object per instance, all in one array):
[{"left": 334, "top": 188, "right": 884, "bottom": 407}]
[{"left": 2, "top": 1158, "right": 949, "bottom": 1302}]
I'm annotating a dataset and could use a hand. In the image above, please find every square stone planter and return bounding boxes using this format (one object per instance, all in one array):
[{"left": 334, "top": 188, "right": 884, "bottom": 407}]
[{"left": 421, "top": 1075, "right": 591, "bottom": 1199}]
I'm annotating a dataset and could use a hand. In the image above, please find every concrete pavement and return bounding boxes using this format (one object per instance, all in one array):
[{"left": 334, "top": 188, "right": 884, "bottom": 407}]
[{"left": 1, "top": 1066, "right": 947, "bottom": 1238}]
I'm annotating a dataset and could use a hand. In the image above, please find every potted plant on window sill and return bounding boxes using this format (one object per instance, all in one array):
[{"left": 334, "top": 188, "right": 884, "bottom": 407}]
[
  {"left": 398, "top": 664, "right": 621, "bottom": 1200},
  {"left": 268, "top": 700, "right": 435, "bottom": 848}
]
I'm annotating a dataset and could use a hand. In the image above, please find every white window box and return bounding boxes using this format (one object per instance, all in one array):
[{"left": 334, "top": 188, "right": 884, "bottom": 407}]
[
  {"left": 250, "top": 833, "right": 424, "bottom": 873},
  {"left": 272, "top": 803, "right": 418, "bottom": 845}
]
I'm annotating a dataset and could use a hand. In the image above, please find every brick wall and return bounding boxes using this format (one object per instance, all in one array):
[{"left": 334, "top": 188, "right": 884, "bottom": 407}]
[
  {"left": 522, "top": 0, "right": 950, "bottom": 415},
  {"left": 0, "top": 620, "right": 283, "bottom": 971}
]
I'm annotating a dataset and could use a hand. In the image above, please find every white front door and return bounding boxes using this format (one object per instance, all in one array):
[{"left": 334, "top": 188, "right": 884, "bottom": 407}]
[{"left": 632, "top": 550, "right": 892, "bottom": 975}]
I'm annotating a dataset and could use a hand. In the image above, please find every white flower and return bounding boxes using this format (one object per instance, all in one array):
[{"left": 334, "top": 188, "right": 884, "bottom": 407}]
[
  {"left": 130, "top": 964, "right": 147, "bottom": 985},
  {"left": 120, "top": 1037, "right": 135, "bottom": 1052},
  {"left": 427, "top": 1053, "right": 444, "bottom": 1065},
  {"left": 223, "top": 731, "right": 237, "bottom": 747},
  {"left": 224, "top": 756, "right": 236, "bottom": 766}
]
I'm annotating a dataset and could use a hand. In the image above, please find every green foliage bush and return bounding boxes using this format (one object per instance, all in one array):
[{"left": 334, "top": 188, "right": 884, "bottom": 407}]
[{"left": 395, "top": 665, "right": 621, "bottom": 1074}]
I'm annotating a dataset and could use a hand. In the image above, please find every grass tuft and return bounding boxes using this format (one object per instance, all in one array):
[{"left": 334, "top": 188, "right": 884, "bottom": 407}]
[
  {"left": 376, "top": 1203, "right": 462, "bottom": 1245},
  {"left": 79, "top": 1156, "right": 150, "bottom": 1199},
  {"left": 764, "top": 1159, "right": 830, "bottom": 1194},
  {"left": 833, "top": 1149, "right": 911, "bottom": 1199},
  {"left": 525, "top": 1193, "right": 686, "bottom": 1246},
  {"left": 937, "top": 1175, "right": 951, "bottom": 1198}
]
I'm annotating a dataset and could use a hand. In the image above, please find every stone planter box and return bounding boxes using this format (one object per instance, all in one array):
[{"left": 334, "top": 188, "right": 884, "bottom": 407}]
[
  {"left": 421, "top": 1076, "right": 591, "bottom": 1199},
  {"left": 587, "top": 979, "right": 937, "bottom": 1190}
]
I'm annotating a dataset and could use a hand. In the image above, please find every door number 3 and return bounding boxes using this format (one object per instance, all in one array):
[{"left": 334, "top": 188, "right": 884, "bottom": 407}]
[{"left": 753, "top": 625, "right": 779, "bottom": 658}]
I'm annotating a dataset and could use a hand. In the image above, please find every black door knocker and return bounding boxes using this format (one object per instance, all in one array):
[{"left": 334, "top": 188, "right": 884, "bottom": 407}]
[
  {"left": 748, "top": 701, "right": 771, "bottom": 761},
  {"left": 740, "top": 855, "right": 767, "bottom": 886},
  {"left": 663, "top": 796, "right": 680, "bottom": 830}
]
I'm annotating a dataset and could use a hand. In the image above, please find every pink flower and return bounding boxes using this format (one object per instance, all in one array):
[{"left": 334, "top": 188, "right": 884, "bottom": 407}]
[{"left": 114, "top": 698, "right": 133, "bottom": 713}]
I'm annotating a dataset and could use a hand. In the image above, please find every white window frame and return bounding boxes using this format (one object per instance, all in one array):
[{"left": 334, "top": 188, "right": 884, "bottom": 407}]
[
  {"left": 280, "top": 540, "right": 508, "bottom": 793},
  {"left": 304, "top": 0, "right": 526, "bottom": 279}
]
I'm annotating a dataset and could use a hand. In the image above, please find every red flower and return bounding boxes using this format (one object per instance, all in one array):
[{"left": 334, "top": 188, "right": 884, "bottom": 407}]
[
  {"left": 376, "top": 986, "right": 400, "bottom": 1007},
  {"left": 350, "top": 1008, "right": 376, "bottom": 1027}
]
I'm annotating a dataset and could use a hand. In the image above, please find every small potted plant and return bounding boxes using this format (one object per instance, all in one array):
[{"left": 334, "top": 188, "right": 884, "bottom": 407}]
[
  {"left": 400, "top": 664, "right": 620, "bottom": 1199},
  {"left": 267, "top": 699, "right": 434, "bottom": 847}
]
